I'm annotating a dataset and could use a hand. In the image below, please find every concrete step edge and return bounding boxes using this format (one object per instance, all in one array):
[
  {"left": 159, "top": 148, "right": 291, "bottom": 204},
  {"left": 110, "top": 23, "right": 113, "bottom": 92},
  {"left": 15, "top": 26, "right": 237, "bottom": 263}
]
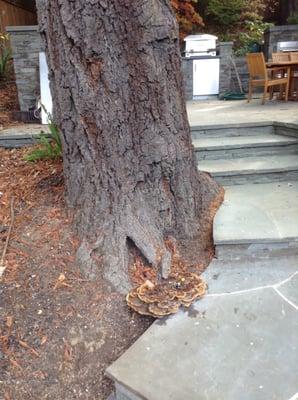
[
  {"left": 214, "top": 237, "right": 298, "bottom": 246},
  {"left": 194, "top": 140, "right": 298, "bottom": 152},
  {"left": 190, "top": 121, "right": 275, "bottom": 131},
  {"left": 199, "top": 165, "right": 298, "bottom": 176}
]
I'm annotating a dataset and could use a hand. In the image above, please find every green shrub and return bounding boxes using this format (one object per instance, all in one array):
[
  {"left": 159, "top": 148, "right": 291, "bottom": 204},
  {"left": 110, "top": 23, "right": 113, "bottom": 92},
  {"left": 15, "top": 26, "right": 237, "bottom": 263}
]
[
  {"left": 25, "top": 113, "right": 62, "bottom": 162},
  {"left": 207, "top": 0, "right": 245, "bottom": 27},
  {"left": 234, "top": 20, "right": 273, "bottom": 56}
]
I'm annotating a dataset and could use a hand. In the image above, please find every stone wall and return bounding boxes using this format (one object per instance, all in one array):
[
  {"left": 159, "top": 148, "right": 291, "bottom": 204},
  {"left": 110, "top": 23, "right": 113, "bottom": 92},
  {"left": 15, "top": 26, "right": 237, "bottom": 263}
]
[
  {"left": 230, "top": 57, "right": 249, "bottom": 93},
  {"left": 6, "top": 25, "right": 43, "bottom": 111},
  {"left": 218, "top": 42, "right": 233, "bottom": 95},
  {"left": 264, "top": 25, "right": 298, "bottom": 60}
]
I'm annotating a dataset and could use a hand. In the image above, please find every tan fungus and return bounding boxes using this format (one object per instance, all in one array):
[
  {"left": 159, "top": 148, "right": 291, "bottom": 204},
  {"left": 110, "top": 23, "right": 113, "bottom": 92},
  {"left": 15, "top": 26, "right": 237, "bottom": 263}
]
[{"left": 126, "top": 272, "right": 207, "bottom": 318}]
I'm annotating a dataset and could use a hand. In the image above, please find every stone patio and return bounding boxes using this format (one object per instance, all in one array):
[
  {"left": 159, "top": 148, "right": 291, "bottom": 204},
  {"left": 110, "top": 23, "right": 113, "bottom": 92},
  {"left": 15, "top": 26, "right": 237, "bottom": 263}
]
[
  {"left": 214, "top": 181, "right": 298, "bottom": 243},
  {"left": 107, "top": 259, "right": 298, "bottom": 400},
  {"left": 187, "top": 99, "right": 298, "bottom": 126}
]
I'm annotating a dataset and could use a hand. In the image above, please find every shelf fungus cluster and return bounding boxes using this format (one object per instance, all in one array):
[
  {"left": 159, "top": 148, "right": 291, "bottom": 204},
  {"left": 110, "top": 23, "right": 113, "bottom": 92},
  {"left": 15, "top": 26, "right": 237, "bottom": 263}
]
[{"left": 126, "top": 272, "right": 207, "bottom": 318}]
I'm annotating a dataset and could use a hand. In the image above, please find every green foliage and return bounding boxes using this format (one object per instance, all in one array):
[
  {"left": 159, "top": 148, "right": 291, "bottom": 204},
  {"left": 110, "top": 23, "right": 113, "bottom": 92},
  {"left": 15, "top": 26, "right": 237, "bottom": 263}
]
[
  {"left": 207, "top": 0, "right": 245, "bottom": 27},
  {"left": 287, "top": 12, "right": 298, "bottom": 25},
  {"left": 241, "top": 0, "right": 266, "bottom": 23},
  {"left": 200, "top": 0, "right": 274, "bottom": 51},
  {"left": 234, "top": 20, "right": 273, "bottom": 55},
  {"left": 0, "top": 34, "right": 12, "bottom": 80},
  {"left": 25, "top": 113, "right": 62, "bottom": 162}
]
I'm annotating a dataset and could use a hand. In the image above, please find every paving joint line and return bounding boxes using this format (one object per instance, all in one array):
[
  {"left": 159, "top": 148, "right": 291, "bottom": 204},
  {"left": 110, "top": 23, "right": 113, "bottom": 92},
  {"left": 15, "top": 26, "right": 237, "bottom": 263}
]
[
  {"left": 206, "top": 271, "right": 298, "bottom": 311},
  {"left": 273, "top": 287, "right": 298, "bottom": 311}
]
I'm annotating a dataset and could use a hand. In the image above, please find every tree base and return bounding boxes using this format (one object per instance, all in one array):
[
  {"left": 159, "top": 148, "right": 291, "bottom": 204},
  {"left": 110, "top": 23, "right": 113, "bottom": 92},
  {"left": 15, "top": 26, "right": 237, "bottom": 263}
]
[{"left": 76, "top": 180, "right": 224, "bottom": 294}]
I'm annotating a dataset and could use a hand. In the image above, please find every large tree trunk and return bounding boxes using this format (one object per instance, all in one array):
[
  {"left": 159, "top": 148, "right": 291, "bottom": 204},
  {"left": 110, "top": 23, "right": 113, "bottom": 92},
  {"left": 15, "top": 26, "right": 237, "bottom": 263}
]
[{"left": 36, "top": 0, "right": 222, "bottom": 293}]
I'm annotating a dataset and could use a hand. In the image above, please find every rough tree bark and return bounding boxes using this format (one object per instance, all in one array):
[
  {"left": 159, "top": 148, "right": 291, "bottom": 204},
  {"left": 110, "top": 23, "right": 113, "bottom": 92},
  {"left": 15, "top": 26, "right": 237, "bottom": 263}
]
[{"left": 36, "top": 0, "right": 222, "bottom": 293}]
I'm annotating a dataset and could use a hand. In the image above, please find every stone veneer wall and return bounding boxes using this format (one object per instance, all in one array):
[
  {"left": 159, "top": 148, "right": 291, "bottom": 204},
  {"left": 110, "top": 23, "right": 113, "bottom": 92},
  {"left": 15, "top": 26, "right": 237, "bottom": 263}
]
[
  {"left": 8, "top": 27, "right": 249, "bottom": 105},
  {"left": 6, "top": 25, "right": 43, "bottom": 111},
  {"left": 264, "top": 25, "right": 298, "bottom": 60},
  {"left": 218, "top": 42, "right": 233, "bottom": 96},
  {"left": 230, "top": 57, "right": 249, "bottom": 93}
]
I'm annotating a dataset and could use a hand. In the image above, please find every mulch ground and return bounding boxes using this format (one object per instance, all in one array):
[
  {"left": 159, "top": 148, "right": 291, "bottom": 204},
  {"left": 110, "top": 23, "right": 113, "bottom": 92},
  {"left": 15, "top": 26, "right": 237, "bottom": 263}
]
[
  {"left": 0, "top": 148, "right": 153, "bottom": 400},
  {"left": 0, "top": 72, "right": 20, "bottom": 127}
]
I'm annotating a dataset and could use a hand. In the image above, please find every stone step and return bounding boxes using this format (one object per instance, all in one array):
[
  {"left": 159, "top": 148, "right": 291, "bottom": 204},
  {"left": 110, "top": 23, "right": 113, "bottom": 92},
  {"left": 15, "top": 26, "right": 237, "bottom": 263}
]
[
  {"left": 198, "top": 154, "right": 298, "bottom": 185},
  {"left": 194, "top": 134, "right": 298, "bottom": 161},
  {"left": 0, "top": 134, "right": 37, "bottom": 148},
  {"left": 213, "top": 181, "right": 298, "bottom": 260},
  {"left": 191, "top": 122, "right": 275, "bottom": 140}
]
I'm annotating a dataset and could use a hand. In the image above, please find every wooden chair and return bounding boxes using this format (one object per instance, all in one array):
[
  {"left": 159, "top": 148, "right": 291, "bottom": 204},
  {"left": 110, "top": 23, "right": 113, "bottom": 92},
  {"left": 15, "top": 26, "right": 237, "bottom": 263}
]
[
  {"left": 289, "top": 52, "right": 298, "bottom": 99},
  {"left": 246, "top": 53, "right": 290, "bottom": 105}
]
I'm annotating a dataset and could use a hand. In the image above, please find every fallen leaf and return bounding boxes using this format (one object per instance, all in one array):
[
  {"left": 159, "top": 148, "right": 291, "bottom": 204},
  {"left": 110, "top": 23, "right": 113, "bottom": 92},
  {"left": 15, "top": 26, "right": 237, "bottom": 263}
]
[
  {"left": 53, "top": 273, "right": 72, "bottom": 290},
  {"left": 6, "top": 316, "right": 13, "bottom": 328},
  {"left": 19, "top": 340, "right": 39, "bottom": 357},
  {"left": 41, "top": 335, "right": 47, "bottom": 345},
  {"left": 4, "top": 391, "right": 11, "bottom": 400},
  {"left": 63, "top": 339, "right": 73, "bottom": 362},
  {"left": 9, "top": 358, "right": 22, "bottom": 369},
  {"left": 33, "top": 370, "right": 47, "bottom": 380}
]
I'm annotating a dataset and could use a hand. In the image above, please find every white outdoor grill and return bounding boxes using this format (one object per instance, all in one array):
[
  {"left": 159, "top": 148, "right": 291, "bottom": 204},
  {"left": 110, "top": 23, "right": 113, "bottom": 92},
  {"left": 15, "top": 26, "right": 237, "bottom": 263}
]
[
  {"left": 184, "top": 34, "right": 217, "bottom": 57},
  {"left": 277, "top": 41, "right": 298, "bottom": 53},
  {"left": 184, "top": 34, "right": 219, "bottom": 98}
]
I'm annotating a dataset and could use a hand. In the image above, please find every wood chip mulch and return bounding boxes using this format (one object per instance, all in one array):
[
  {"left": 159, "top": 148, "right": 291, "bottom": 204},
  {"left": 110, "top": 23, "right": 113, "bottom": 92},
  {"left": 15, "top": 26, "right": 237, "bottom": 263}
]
[
  {"left": 0, "top": 147, "right": 152, "bottom": 400},
  {"left": 0, "top": 78, "right": 19, "bottom": 127}
]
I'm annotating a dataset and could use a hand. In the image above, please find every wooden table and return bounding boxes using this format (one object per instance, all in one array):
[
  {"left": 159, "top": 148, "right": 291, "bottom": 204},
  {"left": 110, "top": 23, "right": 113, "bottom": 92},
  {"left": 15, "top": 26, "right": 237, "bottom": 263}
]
[
  {"left": 266, "top": 61, "right": 298, "bottom": 101},
  {"left": 266, "top": 61, "right": 298, "bottom": 68}
]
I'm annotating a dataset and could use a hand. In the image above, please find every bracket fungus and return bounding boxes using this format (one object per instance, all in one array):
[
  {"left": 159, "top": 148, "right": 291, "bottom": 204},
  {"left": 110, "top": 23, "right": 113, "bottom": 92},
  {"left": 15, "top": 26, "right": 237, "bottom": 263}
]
[{"left": 126, "top": 272, "right": 207, "bottom": 318}]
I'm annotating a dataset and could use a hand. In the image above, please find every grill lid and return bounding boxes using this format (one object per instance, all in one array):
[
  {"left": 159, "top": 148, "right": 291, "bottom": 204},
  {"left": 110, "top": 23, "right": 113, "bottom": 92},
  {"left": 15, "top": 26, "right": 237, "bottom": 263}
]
[
  {"left": 184, "top": 34, "right": 218, "bottom": 58},
  {"left": 277, "top": 41, "right": 298, "bottom": 52}
]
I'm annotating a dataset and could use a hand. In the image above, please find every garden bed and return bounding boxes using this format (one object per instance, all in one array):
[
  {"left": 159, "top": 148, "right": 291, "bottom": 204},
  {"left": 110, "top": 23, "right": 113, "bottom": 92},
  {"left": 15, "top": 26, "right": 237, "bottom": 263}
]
[
  {"left": 0, "top": 144, "right": 218, "bottom": 399},
  {"left": 0, "top": 147, "right": 152, "bottom": 400},
  {"left": 0, "top": 79, "right": 19, "bottom": 127}
]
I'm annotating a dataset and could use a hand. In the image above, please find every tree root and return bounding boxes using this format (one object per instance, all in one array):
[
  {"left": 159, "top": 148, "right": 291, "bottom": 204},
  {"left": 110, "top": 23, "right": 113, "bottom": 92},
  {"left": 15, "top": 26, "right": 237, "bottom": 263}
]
[{"left": 76, "top": 207, "right": 173, "bottom": 293}]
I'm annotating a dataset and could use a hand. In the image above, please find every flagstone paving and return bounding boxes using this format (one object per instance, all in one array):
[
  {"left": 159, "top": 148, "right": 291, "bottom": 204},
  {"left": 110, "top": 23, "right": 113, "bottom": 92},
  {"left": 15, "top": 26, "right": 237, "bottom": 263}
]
[
  {"left": 107, "top": 258, "right": 298, "bottom": 400},
  {"left": 187, "top": 99, "right": 298, "bottom": 126},
  {"left": 213, "top": 181, "right": 298, "bottom": 244}
]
